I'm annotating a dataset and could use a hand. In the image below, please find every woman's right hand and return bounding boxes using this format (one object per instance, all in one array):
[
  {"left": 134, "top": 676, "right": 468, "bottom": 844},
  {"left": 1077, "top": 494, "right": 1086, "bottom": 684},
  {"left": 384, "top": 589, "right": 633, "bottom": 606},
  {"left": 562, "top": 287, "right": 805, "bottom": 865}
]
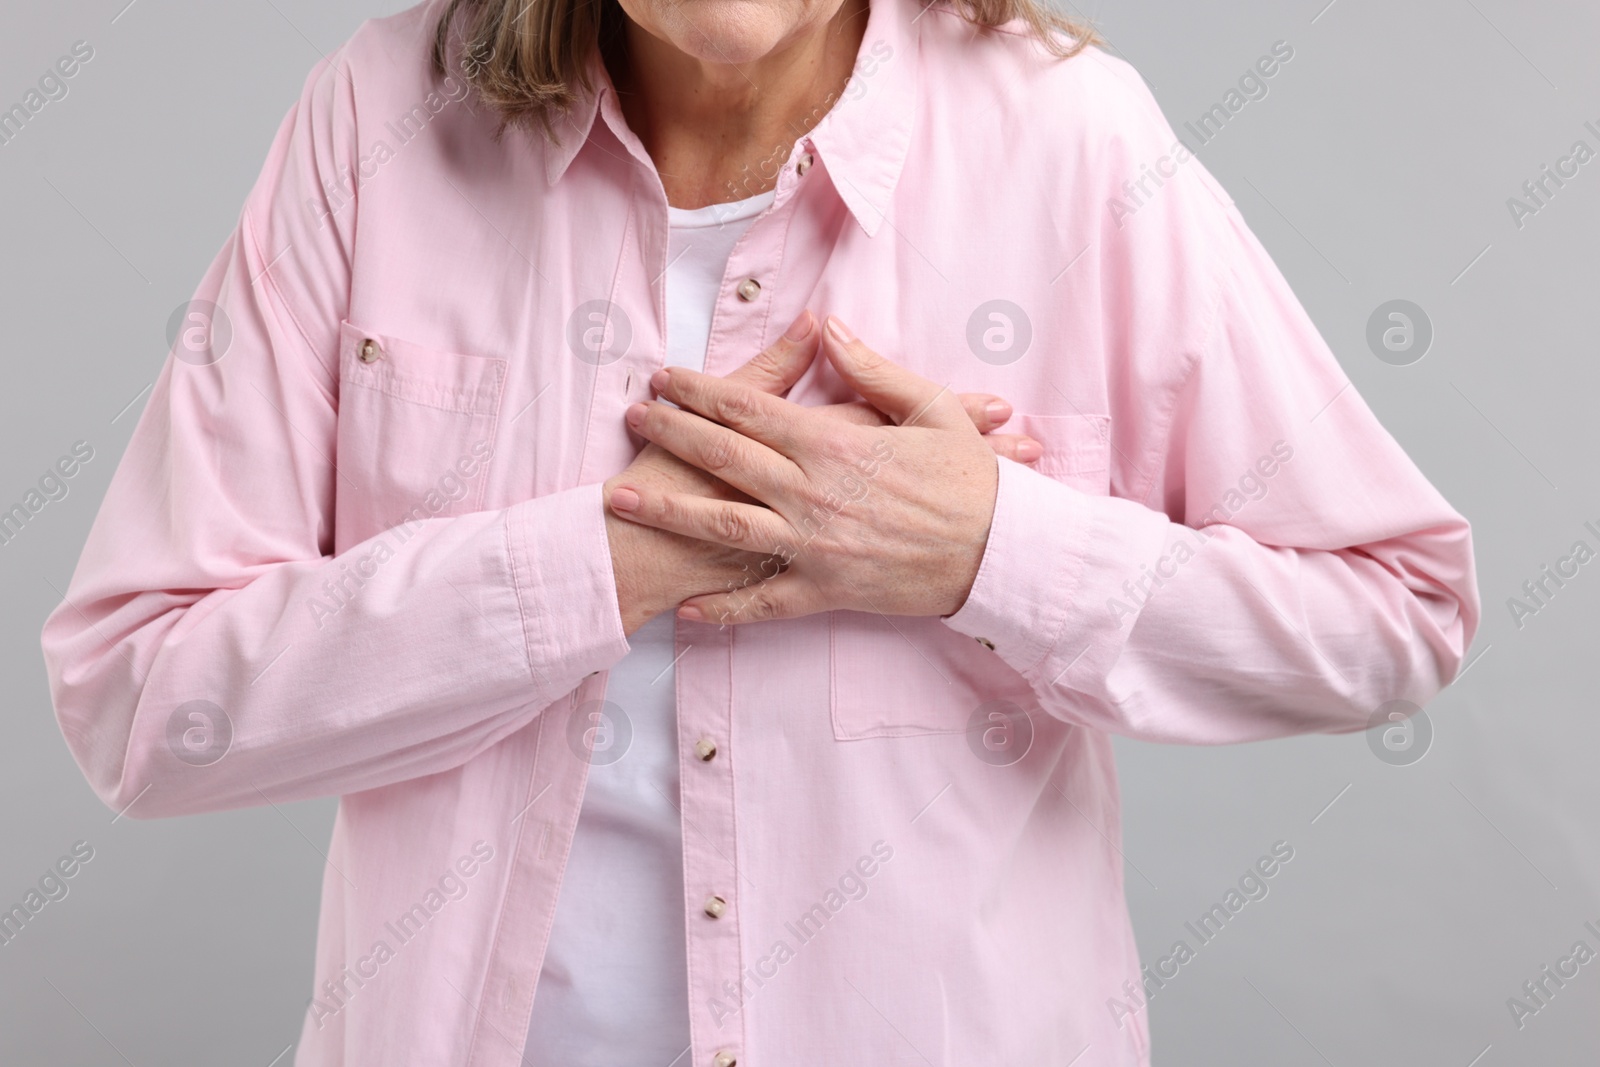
[{"left": 603, "top": 311, "right": 1041, "bottom": 633}]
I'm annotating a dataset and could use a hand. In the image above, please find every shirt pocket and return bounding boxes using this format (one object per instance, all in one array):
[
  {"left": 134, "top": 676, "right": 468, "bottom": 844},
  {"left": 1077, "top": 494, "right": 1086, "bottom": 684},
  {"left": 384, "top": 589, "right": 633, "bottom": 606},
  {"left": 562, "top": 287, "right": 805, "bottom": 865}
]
[
  {"left": 333, "top": 321, "right": 508, "bottom": 546},
  {"left": 828, "top": 413, "right": 1112, "bottom": 740},
  {"left": 1007, "top": 411, "right": 1112, "bottom": 492}
]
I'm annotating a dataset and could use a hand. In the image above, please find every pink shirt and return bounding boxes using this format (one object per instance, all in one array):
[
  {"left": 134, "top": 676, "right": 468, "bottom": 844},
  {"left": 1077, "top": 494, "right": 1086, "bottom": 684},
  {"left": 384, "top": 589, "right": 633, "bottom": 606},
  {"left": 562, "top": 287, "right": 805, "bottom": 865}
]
[{"left": 40, "top": 0, "right": 1479, "bottom": 1063}]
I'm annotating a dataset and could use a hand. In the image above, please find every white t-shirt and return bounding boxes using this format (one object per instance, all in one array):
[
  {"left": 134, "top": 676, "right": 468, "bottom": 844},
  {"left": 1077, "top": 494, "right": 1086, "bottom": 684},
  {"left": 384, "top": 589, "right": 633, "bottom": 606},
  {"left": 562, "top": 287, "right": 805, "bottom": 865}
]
[{"left": 523, "top": 186, "right": 776, "bottom": 1065}]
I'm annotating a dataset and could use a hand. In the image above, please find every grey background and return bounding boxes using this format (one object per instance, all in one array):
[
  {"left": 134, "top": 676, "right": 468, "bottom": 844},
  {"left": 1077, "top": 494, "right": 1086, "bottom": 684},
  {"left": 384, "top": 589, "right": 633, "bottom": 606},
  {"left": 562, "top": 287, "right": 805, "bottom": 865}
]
[{"left": 1, "top": 0, "right": 1595, "bottom": 1063}]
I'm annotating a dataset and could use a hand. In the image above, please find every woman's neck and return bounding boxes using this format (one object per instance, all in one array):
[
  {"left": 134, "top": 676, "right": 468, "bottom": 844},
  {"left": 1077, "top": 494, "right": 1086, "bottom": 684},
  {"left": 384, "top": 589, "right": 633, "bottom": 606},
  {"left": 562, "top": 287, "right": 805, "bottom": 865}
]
[{"left": 609, "top": 0, "right": 870, "bottom": 208}]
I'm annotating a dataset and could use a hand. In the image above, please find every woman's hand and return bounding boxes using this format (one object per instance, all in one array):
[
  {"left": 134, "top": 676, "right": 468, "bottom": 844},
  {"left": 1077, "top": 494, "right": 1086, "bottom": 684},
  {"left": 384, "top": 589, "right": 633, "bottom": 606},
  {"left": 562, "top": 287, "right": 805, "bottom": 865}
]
[
  {"left": 603, "top": 313, "right": 1040, "bottom": 633},
  {"left": 607, "top": 316, "right": 1004, "bottom": 625},
  {"left": 603, "top": 321, "right": 814, "bottom": 635}
]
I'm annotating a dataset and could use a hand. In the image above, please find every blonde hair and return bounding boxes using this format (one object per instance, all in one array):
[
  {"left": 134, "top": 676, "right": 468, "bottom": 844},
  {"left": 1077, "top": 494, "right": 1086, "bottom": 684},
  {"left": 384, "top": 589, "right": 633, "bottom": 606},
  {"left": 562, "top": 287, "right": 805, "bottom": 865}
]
[{"left": 432, "top": 0, "right": 1099, "bottom": 134}]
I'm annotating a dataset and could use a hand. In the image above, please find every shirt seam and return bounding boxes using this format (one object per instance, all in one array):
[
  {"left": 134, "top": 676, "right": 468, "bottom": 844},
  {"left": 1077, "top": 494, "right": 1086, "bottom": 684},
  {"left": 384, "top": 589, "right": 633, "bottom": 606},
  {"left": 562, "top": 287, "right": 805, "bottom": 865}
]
[
  {"left": 571, "top": 168, "right": 639, "bottom": 487},
  {"left": 726, "top": 625, "right": 747, "bottom": 1055},
  {"left": 465, "top": 698, "right": 557, "bottom": 1067},
  {"left": 1130, "top": 245, "right": 1230, "bottom": 510},
  {"left": 242, "top": 204, "right": 341, "bottom": 407},
  {"left": 341, "top": 370, "right": 506, "bottom": 416},
  {"left": 1021, "top": 484, "right": 1090, "bottom": 679},
  {"left": 503, "top": 509, "right": 542, "bottom": 688}
]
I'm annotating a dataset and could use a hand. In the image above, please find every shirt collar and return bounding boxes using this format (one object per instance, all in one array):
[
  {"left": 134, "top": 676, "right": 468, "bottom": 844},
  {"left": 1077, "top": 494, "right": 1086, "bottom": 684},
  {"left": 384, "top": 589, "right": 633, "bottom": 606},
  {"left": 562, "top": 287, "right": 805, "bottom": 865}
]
[{"left": 543, "top": 0, "right": 919, "bottom": 238}]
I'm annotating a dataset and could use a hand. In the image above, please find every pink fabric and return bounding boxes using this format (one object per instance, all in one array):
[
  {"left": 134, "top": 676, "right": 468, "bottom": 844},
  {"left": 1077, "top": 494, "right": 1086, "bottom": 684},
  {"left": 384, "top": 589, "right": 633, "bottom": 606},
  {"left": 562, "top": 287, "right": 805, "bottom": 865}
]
[{"left": 40, "top": 0, "right": 1478, "bottom": 1063}]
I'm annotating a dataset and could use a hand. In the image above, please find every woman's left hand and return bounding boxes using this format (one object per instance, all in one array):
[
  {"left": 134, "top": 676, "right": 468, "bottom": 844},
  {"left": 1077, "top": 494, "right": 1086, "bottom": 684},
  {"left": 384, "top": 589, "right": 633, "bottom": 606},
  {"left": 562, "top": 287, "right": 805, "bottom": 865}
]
[{"left": 607, "top": 316, "right": 999, "bottom": 624}]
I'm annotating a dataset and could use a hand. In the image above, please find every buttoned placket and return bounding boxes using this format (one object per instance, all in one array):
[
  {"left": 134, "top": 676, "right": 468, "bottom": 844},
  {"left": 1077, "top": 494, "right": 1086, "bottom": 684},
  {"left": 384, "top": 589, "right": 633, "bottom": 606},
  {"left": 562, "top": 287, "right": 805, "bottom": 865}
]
[
  {"left": 508, "top": 92, "right": 829, "bottom": 1065},
  {"left": 672, "top": 136, "right": 819, "bottom": 1067},
  {"left": 472, "top": 107, "right": 896, "bottom": 1065}
]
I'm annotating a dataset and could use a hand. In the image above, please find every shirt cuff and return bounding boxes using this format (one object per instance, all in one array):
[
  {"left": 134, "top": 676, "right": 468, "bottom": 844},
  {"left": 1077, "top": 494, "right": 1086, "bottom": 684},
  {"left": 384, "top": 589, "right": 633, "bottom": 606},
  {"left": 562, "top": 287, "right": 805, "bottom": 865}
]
[
  {"left": 943, "top": 458, "right": 1171, "bottom": 684},
  {"left": 504, "top": 483, "right": 631, "bottom": 701}
]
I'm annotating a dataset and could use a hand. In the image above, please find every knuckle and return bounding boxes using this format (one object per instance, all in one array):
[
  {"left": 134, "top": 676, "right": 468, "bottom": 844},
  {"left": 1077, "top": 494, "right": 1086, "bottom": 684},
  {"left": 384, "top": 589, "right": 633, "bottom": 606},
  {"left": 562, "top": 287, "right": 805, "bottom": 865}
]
[
  {"left": 837, "top": 402, "right": 884, "bottom": 427},
  {"left": 712, "top": 389, "right": 758, "bottom": 426},
  {"left": 651, "top": 492, "right": 681, "bottom": 525},
  {"left": 713, "top": 506, "right": 751, "bottom": 545},
  {"left": 819, "top": 431, "right": 858, "bottom": 463},
  {"left": 640, "top": 404, "right": 670, "bottom": 438},
  {"left": 743, "top": 586, "right": 779, "bottom": 621},
  {"left": 744, "top": 347, "right": 782, "bottom": 385},
  {"left": 700, "top": 434, "right": 740, "bottom": 473}
]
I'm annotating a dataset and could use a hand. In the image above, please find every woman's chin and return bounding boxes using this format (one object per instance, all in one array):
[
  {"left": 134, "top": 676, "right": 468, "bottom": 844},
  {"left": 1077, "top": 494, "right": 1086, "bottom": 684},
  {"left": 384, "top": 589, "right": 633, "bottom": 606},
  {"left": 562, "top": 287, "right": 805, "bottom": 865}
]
[{"left": 660, "top": 2, "right": 799, "bottom": 66}]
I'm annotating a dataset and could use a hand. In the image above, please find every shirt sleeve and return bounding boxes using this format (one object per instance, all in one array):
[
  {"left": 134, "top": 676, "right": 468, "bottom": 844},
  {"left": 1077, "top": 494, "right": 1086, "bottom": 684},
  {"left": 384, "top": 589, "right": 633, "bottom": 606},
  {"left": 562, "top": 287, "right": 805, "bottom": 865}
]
[
  {"left": 39, "top": 54, "right": 628, "bottom": 819},
  {"left": 944, "top": 73, "right": 1479, "bottom": 744}
]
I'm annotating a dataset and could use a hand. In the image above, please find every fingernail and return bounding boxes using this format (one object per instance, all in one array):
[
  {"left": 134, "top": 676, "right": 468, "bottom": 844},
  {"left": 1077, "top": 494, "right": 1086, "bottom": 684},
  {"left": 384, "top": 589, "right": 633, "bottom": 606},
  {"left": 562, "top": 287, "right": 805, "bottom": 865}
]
[
  {"left": 1015, "top": 438, "right": 1043, "bottom": 462},
  {"left": 625, "top": 403, "right": 647, "bottom": 428},
  {"left": 825, "top": 316, "right": 854, "bottom": 344},
  {"left": 610, "top": 486, "right": 641, "bottom": 511},
  {"left": 783, "top": 310, "right": 813, "bottom": 341},
  {"left": 985, "top": 400, "right": 1011, "bottom": 423},
  {"left": 650, "top": 369, "right": 670, "bottom": 392},
  {"left": 678, "top": 604, "right": 704, "bottom": 622}
]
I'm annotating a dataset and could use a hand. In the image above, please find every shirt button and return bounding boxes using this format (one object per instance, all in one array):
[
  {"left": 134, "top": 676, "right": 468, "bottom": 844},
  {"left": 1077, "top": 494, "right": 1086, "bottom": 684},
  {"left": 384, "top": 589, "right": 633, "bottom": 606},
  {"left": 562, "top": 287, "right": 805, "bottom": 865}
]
[
  {"left": 358, "top": 338, "right": 382, "bottom": 363},
  {"left": 713, "top": 1054, "right": 737, "bottom": 1067},
  {"left": 975, "top": 637, "right": 996, "bottom": 651},
  {"left": 703, "top": 894, "right": 728, "bottom": 918},
  {"left": 694, "top": 737, "right": 718, "bottom": 761},
  {"left": 735, "top": 278, "right": 762, "bottom": 302},
  {"left": 796, "top": 152, "right": 814, "bottom": 176}
]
